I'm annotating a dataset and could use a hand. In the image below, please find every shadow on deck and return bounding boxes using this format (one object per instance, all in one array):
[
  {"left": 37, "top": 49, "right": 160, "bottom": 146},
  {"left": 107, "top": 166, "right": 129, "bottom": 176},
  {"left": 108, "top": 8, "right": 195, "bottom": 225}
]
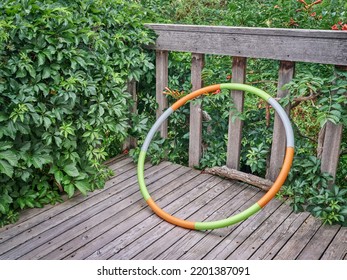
[{"left": 0, "top": 155, "right": 346, "bottom": 260}]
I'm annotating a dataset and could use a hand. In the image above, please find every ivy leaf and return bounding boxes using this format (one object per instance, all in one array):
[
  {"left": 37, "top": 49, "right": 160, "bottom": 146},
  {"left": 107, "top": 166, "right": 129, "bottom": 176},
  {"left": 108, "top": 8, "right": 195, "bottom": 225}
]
[
  {"left": 31, "top": 154, "right": 52, "bottom": 169},
  {"left": 42, "top": 67, "right": 51, "bottom": 79},
  {"left": 0, "top": 150, "right": 19, "bottom": 166},
  {"left": 0, "top": 141, "right": 13, "bottom": 151},
  {"left": 64, "top": 163, "right": 80, "bottom": 177},
  {"left": 0, "top": 159, "right": 14, "bottom": 177},
  {"left": 0, "top": 203, "right": 6, "bottom": 214},
  {"left": 54, "top": 170, "right": 64, "bottom": 184},
  {"left": 64, "top": 184, "right": 75, "bottom": 198},
  {"left": 75, "top": 180, "right": 88, "bottom": 196},
  {"left": 38, "top": 53, "right": 45, "bottom": 66}
]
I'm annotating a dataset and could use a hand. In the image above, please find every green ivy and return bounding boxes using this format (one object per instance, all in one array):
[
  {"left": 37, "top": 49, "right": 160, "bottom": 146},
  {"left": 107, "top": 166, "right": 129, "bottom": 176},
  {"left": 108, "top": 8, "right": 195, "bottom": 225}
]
[{"left": 0, "top": 0, "right": 154, "bottom": 227}]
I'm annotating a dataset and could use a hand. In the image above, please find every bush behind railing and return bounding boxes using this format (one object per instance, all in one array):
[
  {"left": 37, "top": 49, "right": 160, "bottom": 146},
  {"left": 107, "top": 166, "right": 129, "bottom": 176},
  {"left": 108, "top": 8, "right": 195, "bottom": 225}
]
[{"left": 0, "top": 0, "right": 155, "bottom": 226}]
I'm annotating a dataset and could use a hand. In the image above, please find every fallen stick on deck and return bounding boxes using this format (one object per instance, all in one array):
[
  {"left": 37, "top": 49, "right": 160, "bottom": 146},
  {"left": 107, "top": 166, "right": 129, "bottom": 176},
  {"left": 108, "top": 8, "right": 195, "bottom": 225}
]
[{"left": 204, "top": 166, "right": 273, "bottom": 192}]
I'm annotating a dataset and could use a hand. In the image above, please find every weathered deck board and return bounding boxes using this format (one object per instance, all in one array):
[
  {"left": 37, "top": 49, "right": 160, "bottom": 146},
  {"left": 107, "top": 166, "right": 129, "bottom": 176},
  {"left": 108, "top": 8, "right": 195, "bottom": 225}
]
[
  {"left": 134, "top": 181, "right": 249, "bottom": 260},
  {"left": 321, "top": 227, "right": 347, "bottom": 260},
  {"left": 0, "top": 156, "right": 345, "bottom": 260},
  {"left": 249, "top": 211, "right": 310, "bottom": 260},
  {"left": 273, "top": 215, "right": 323, "bottom": 260},
  {"left": 297, "top": 224, "right": 341, "bottom": 260},
  {"left": 0, "top": 158, "right": 157, "bottom": 258},
  {"left": 226, "top": 201, "right": 293, "bottom": 260},
  {"left": 190, "top": 193, "right": 283, "bottom": 260},
  {"left": 149, "top": 183, "right": 260, "bottom": 260},
  {"left": 19, "top": 162, "right": 184, "bottom": 260}
]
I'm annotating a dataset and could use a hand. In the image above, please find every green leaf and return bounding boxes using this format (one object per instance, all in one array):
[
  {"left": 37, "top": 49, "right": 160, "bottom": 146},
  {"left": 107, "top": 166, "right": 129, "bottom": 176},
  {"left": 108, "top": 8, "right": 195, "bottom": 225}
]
[
  {"left": 1, "top": 193, "right": 13, "bottom": 204},
  {"left": 0, "top": 113, "right": 8, "bottom": 122},
  {"left": 75, "top": 180, "right": 88, "bottom": 196},
  {"left": 0, "top": 141, "right": 13, "bottom": 151},
  {"left": 64, "top": 163, "right": 80, "bottom": 177},
  {"left": 54, "top": 170, "right": 64, "bottom": 183},
  {"left": 64, "top": 184, "right": 75, "bottom": 198},
  {"left": 0, "top": 159, "right": 14, "bottom": 177},
  {"left": 38, "top": 53, "right": 45, "bottom": 66},
  {"left": 0, "top": 150, "right": 18, "bottom": 166},
  {"left": 0, "top": 203, "right": 6, "bottom": 214},
  {"left": 31, "top": 154, "right": 52, "bottom": 169},
  {"left": 42, "top": 67, "right": 51, "bottom": 79}
]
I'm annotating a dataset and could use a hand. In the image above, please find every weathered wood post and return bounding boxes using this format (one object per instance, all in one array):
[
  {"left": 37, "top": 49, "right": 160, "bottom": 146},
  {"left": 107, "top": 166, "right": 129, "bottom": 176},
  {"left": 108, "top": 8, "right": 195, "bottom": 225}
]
[
  {"left": 123, "top": 79, "right": 138, "bottom": 150},
  {"left": 156, "top": 50, "right": 169, "bottom": 138},
  {"left": 226, "top": 57, "right": 247, "bottom": 170},
  {"left": 266, "top": 61, "right": 295, "bottom": 181},
  {"left": 189, "top": 53, "right": 205, "bottom": 167},
  {"left": 319, "top": 65, "right": 345, "bottom": 182}
]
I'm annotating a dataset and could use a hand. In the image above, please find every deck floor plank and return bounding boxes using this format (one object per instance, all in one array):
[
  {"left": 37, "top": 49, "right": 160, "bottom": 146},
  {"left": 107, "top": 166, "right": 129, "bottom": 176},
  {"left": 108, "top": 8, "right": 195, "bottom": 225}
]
[
  {"left": 65, "top": 169, "right": 206, "bottom": 260},
  {"left": 297, "top": 224, "right": 341, "bottom": 260},
  {"left": 321, "top": 227, "right": 347, "bottom": 260},
  {"left": 226, "top": 201, "right": 293, "bottom": 260},
  {"left": 18, "top": 163, "right": 184, "bottom": 259},
  {"left": 134, "top": 181, "right": 248, "bottom": 260},
  {"left": 37, "top": 162, "right": 183, "bottom": 260},
  {"left": 112, "top": 177, "right": 230, "bottom": 260},
  {"left": 184, "top": 196, "right": 283, "bottom": 260},
  {"left": 0, "top": 160, "right": 160, "bottom": 259},
  {"left": 273, "top": 215, "right": 322, "bottom": 260},
  {"left": 0, "top": 157, "right": 345, "bottom": 260},
  {"left": 86, "top": 174, "right": 219, "bottom": 260},
  {"left": 155, "top": 184, "right": 260, "bottom": 260},
  {"left": 0, "top": 156, "right": 135, "bottom": 243},
  {"left": 249, "top": 211, "right": 310, "bottom": 260}
]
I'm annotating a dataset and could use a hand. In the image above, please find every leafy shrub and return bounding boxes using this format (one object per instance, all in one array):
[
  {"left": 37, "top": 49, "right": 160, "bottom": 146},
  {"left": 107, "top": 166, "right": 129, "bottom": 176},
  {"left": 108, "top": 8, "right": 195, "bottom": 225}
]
[{"left": 0, "top": 0, "right": 154, "bottom": 226}]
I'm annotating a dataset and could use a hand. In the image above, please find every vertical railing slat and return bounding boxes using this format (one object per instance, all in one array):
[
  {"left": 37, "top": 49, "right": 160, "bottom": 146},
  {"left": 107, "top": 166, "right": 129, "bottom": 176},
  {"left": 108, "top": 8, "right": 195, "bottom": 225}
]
[
  {"left": 156, "top": 50, "right": 169, "bottom": 138},
  {"left": 226, "top": 57, "right": 247, "bottom": 170},
  {"left": 320, "top": 65, "right": 345, "bottom": 181},
  {"left": 123, "top": 80, "right": 137, "bottom": 150},
  {"left": 266, "top": 60, "right": 295, "bottom": 181},
  {"left": 320, "top": 123, "right": 343, "bottom": 180},
  {"left": 189, "top": 53, "right": 205, "bottom": 167}
]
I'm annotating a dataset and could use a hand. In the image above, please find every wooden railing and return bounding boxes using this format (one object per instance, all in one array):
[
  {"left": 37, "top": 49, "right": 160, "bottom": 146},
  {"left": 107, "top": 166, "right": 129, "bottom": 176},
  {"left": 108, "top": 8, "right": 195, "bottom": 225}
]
[{"left": 141, "top": 24, "right": 347, "bottom": 182}]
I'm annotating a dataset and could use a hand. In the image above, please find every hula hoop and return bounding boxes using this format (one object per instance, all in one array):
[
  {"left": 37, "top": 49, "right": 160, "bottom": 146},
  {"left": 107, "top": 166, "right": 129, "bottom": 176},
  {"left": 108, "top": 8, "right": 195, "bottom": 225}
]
[{"left": 137, "top": 83, "right": 294, "bottom": 230}]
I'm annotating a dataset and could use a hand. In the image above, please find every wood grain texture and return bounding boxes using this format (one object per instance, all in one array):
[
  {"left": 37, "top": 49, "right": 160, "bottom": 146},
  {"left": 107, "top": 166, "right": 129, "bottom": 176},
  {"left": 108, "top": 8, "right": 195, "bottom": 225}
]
[
  {"left": 227, "top": 202, "right": 293, "bottom": 260},
  {"left": 320, "top": 121, "right": 343, "bottom": 180},
  {"left": 273, "top": 215, "right": 322, "bottom": 260},
  {"left": 156, "top": 50, "right": 169, "bottom": 138},
  {"left": 250, "top": 211, "right": 310, "bottom": 260},
  {"left": 267, "top": 61, "right": 295, "bottom": 181},
  {"left": 189, "top": 53, "right": 204, "bottom": 167},
  {"left": 297, "top": 224, "right": 341, "bottom": 260},
  {"left": 321, "top": 227, "right": 347, "bottom": 260},
  {"left": 146, "top": 24, "right": 347, "bottom": 65},
  {"left": 226, "top": 57, "right": 246, "bottom": 170}
]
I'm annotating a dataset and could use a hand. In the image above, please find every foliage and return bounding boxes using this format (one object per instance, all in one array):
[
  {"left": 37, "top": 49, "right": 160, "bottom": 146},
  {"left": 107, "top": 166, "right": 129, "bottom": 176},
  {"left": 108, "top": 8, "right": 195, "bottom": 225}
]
[
  {"left": 280, "top": 156, "right": 347, "bottom": 226},
  {"left": 140, "top": 0, "right": 347, "bottom": 30},
  {"left": 0, "top": 0, "right": 154, "bottom": 226}
]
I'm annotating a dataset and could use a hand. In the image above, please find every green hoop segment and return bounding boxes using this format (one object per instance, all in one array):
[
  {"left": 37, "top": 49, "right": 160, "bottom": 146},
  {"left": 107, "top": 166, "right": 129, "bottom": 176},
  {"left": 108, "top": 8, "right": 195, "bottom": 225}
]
[{"left": 137, "top": 83, "right": 294, "bottom": 230}]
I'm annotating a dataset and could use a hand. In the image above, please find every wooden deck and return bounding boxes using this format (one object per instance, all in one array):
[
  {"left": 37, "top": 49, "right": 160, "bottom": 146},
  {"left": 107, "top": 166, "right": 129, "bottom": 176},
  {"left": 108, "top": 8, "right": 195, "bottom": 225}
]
[{"left": 0, "top": 155, "right": 346, "bottom": 260}]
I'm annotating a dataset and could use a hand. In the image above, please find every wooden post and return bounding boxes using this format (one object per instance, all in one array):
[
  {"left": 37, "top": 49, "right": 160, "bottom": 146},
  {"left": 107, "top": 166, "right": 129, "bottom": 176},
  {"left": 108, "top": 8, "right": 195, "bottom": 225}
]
[
  {"left": 266, "top": 61, "right": 295, "bottom": 181},
  {"left": 189, "top": 53, "right": 204, "bottom": 167},
  {"left": 123, "top": 80, "right": 137, "bottom": 150},
  {"left": 226, "top": 57, "right": 247, "bottom": 170},
  {"left": 156, "top": 50, "right": 169, "bottom": 138},
  {"left": 319, "top": 65, "right": 345, "bottom": 181},
  {"left": 320, "top": 122, "right": 343, "bottom": 180}
]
